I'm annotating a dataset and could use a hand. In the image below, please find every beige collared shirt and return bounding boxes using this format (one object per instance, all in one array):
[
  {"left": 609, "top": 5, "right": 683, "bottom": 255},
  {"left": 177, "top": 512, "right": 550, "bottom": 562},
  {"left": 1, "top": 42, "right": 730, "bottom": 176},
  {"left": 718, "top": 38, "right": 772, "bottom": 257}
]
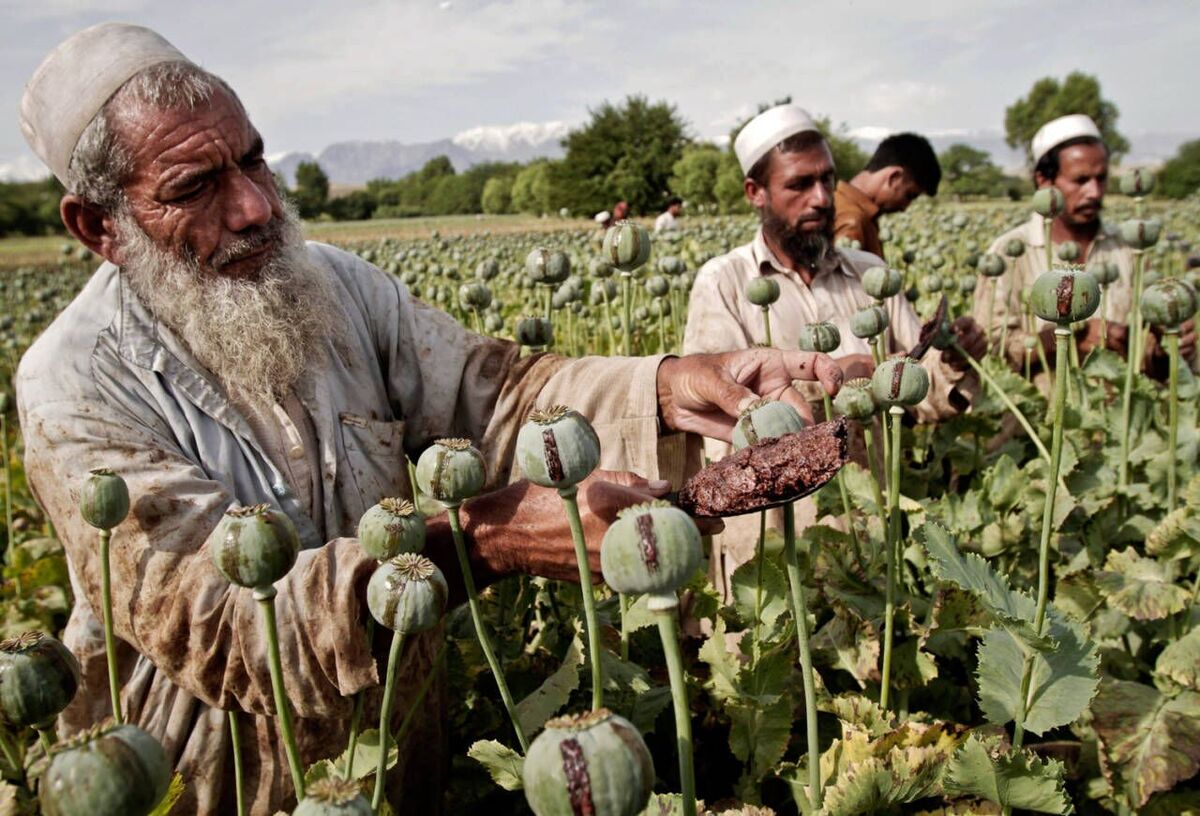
[
  {"left": 683, "top": 228, "right": 973, "bottom": 597},
  {"left": 975, "top": 213, "right": 1138, "bottom": 366}
]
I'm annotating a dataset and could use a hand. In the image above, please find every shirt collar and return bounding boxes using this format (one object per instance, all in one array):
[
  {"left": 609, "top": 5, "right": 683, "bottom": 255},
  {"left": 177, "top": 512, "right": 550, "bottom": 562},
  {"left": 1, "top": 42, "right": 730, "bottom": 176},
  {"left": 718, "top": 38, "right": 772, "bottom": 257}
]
[
  {"left": 836, "top": 180, "right": 880, "bottom": 219},
  {"left": 751, "top": 226, "right": 848, "bottom": 280}
]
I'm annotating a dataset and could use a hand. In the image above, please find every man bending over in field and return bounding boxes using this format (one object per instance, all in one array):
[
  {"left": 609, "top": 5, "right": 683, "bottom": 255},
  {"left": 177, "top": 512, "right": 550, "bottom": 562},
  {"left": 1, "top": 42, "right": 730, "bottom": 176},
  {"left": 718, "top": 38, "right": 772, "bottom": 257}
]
[
  {"left": 976, "top": 114, "right": 1196, "bottom": 374},
  {"left": 683, "top": 104, "right": 986, "bottom": 597},
  {"left": 16, "top": 24, "right": 842, "bottom": 814}
]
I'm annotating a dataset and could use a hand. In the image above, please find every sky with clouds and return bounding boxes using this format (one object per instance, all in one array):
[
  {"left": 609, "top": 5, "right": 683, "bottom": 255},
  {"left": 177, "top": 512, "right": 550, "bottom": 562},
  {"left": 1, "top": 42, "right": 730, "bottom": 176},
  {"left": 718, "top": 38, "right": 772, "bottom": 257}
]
[{"left": 1, "top": 0, "right": 1196, "bottom": 179}]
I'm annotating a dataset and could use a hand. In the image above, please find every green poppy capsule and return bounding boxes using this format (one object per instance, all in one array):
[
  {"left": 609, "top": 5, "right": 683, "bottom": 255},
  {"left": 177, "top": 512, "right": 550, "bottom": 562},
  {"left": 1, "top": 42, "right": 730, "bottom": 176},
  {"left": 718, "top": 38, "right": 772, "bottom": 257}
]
[
  {"left": 745, "top": 277, "right": 780, "bottom": 307},
  {"left": 603, "top": 221, "right": 652, "bottom": 272},
  {"left": 526, "top": 248, "right": 571, "bottom": 285},
  {"left": 1120, "top": 218, "right": 1162, "bottom": 250},
  {"left": 959, "top": 277, "right": 977, "bottom": 294},
  {"left": 731, "top": 399, "right": 807, "bottom": 450},
  {"left": 1087, "top": 259, "right": 1121, "bottom": 286},
  {"left": 850, "top": 304, "right": 890, "bottom": 339},
  {"left": 484, "top": 313, "right": 504, "bottom": 333},
  {"left": 522, "top": 709, "right": 654, "bottom": 816},
  {"left": 1120, "top": 169, "right": 1156, "bottom": 197},
  {"left": 1031, "top": 187, "right": 1065, "bottom": 218},
  {"left": 1056, "top": 241, "right": 1081, "bottom": 262},
  {"left": 0, "top": 631, "right": 79, "bottom": 729},
  {"left": 921, "top": 274, "right": 944, "bottom": 293},
  {"left": 357, "top": 498, "right": 426, "bottom": 561},
  {"left": 40, "top": 723, "right": 171, "bottom": 816},
  {"left": 871, "top": 357, "right": 930, "bottom": 408},
  {"left": 833, "top": 378, "right": 877, "bottom": 420},
  {"left": 589, "top": 257, "right": 615, "bottom": 279},
  {"left": 458, "top": 282, "right": 493, "bottom": 310},
  {"left": 862, "top": 266, "right": 903, "bottom": 299},
  {"left": 600, "top": 500, "right": 701, "bottom": 596},
  {"left": 415, "top": 439, "right": 486, "bottom": 506},
  {"left": 1003, "top": 238, "right": 1026, "bottom": 259},
  {"left": 517, "top": 406, "right": 601, "bottom": 490},
  {"left": 515, "top": 315, "right": 554, "bottom": 347},
  {"left": 645, "top": 275, "right": 671, "bottom": 298},
  {"left": 292, "top": 777, "right": 373, "bottom": 816},
  {"left": 367, "top": 554, "right": 448, "bottom": 635},
  {"left": 1140, "top": 280, "right": 1198, "bottom": 329},
  {"left": 79, "top": 468, "right": 130, "bottom": 531},
  {"left": 1030, "top": 268, "right": 1102, "bottom": 325},
  {"left": 797, "top": 321, "right": 841, "bottom": 353},
  {"left": 208, "top": 504, "right": 300, "bottom": 589},
  {"left": 475, "top": 259, "right": 500, "bottom": 281}
]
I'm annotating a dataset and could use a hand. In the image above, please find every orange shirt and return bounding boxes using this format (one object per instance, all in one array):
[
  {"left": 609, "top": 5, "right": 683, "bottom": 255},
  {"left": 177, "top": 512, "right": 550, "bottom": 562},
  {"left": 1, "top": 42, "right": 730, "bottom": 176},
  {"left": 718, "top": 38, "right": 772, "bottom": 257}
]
[{"left": 834, "top": 181, "right": 883, "bottom": 258}]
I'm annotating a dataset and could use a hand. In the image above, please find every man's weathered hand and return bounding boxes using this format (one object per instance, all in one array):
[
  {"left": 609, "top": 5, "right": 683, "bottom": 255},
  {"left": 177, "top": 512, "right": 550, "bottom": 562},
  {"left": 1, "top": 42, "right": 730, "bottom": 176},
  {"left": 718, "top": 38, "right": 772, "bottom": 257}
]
[
  {"left": 656, "top": 348, "right": 842, "bottom": 440},
  {"left": 440, "top": 470, "right": 722, "bottom": 587},
  {"left": 940, "top": 316, "right": 987, "bottom": 371}
]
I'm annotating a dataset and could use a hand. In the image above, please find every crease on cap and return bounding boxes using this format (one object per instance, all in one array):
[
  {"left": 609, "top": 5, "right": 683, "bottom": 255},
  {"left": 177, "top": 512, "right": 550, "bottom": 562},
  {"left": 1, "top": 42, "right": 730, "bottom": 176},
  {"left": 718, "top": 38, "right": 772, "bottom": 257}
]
[
  {"left": 19, "top": 22, "right": 193, "bottom": 185},
  {"left": 1031, "top": 114, "right": 1102, "bottom": 166},
  {"left": 733, "top": 104, "right": 820, "bottom": 176}
]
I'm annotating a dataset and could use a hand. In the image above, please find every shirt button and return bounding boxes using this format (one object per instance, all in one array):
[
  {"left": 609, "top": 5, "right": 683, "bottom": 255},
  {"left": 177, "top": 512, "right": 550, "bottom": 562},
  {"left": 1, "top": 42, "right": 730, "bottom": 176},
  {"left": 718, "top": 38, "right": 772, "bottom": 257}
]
[{"left": 288, "top": 445, "right": 305, "bottom": 461}]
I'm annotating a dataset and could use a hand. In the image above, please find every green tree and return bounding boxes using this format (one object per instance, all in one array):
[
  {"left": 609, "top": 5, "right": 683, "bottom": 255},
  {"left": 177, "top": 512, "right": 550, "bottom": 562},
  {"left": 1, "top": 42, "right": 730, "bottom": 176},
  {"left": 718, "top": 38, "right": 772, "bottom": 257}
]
[
  {"left": 481, "top": 176, "right": 513, "bottom": 214},
  {"left": 293, "top": 161, "right": 329, "bottom": 218},
  {"left": 555, "top": 95, "right": 688, "bottom": 215},
  {"left": 325, "top": 189, "right": 376, "bottom": 221},
  {"left": 713, "top": 150, "right": 750, "bottom": 213},
  {"left": 938, "top": 143, "right": 1007, "bottom": 197},
  {"left": 511, "top": 161, "right": 555, "bottom": 215},
  {"left": 1004, "top": 72, "right": 1130, "bottom": 165},
  {"left": 1159, "top": 139, "right": 1200, "bottom": 199},
  {"left": 670, "top": 144, "right": 723, "bottom": 207}
]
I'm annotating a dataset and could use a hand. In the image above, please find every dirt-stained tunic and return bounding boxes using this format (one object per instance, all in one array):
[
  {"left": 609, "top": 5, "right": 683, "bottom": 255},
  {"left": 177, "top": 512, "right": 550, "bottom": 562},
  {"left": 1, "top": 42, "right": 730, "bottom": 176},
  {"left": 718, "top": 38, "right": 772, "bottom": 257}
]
[{"left": 16, "top": 242, "right": 685, "bottom": 814}]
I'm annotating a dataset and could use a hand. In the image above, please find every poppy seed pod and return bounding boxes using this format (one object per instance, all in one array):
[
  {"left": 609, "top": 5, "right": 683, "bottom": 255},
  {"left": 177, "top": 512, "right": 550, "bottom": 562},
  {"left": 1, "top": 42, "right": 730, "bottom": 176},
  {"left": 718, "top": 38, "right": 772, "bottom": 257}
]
[
  {"left": 475, "top": 259, "right": 500, "bottom": 281},
  {"left": 1140, "top": 280, "right": 1198, "bottom": 329},
  {"left": 40, "top": 723, "right": 171, "bottom": 816},
  {"left": 1032, "top": 187, "right": 1066, "bottom": 218},
  {"left": 1056, "top": 241, "right": 1081, "bottom": 262},
  {"left": 522, "top": 709, "right": 654, "bottom": 816},
  {"left": 871, "top": 357, "right": 930, "bottom": 408},
  {"left": 862, "top": 266, "right": 904, "bottom": 299},
  {"left": 1120, "top": 169, "right": 1156, "bottom": 197},
  {"left": 921, "top": 274, "right": 944, "bottom": 293},
  {"left": 645, "top": 275, "right": 671, "bottom": 298},
  {"left": 1003, "top": 238, "right": 1026, "bottom": 259},
  {"left": 1087, "top": 259, "right": 1121, "bottom": 286},
  {"left": 208, "top": 504, "right": 300, "bottom": 589},
  {"left": 515, "top": 315, "right": 554, "bottom": 347},
  {"left": 797, "top": 321, "right": 841, "bottom": 354},
  {"left": 415, "top": 438, "right": 486, "bottom": 506},
  {"left": 833, "top": 377, "right": 878, "bottom": 420},
  {"left": 960, "top": 277, "right": 977, "bottom": 294},
  {"left": 1120, "top": 218, "right": 1163, "bottom": 250},
  {"left": 458, "top": 282, "right": 493, "bottom": 310},
  {"left": 292, "top": 777, "right": 373, "bottom": 816},
  {"left": 603, "top": 221, "right": 652, "bottom": 272},
  {"left": 357, "top": 498, "right": 426, "bottom": 561},
  {"left": 516, "top": 406, "right": 601, "bottom": 490},
  {"left": 589, "top": 257, "right": 615, "bottom": 279},
  {"left": 601, "top": 500, "right": 701, "bottom": 596},
  {"left": 367, "top": 553, "right": 448, "bottom": 635},
  {"left": 525, "top": 248, "right": 571, "bottom": 285},
  {"left": 850, "top": 304, "right": 890, "bottom": 339},
  {"left": 0, "top": 631, "right": 79, "bottom": 729},
  {"left": 1031, "top": 268, "right": 1102, "bottom": 325},
  {"left": 79, "top": 468, "right": 130, "bottom": 531},
  {"left": 745, "top": 277, "right": 780, "bottom": 307},
  {"left": 731, "top": 399, "right": 807, "bottom": 450}
]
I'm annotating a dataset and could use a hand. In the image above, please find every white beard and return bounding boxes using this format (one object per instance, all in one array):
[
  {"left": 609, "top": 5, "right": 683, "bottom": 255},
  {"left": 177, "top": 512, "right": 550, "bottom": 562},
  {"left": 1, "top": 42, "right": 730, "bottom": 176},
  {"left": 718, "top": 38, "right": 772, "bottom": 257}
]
[{"left": 116, "top": 204, "right": 345, "bottom": 410}]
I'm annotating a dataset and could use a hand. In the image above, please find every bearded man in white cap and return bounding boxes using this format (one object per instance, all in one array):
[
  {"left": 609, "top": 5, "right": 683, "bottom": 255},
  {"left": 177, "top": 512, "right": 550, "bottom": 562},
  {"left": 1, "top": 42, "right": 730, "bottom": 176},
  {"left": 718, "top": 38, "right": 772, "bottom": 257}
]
[
  {"left": 976, "top": 113, "right": 1195, "bottom": 372},
  {"left": 683, "top": 104, "right": 985, "bottom": 598},
  {"left": 16, "top": 24, "right": 844, "bottom": 814}
]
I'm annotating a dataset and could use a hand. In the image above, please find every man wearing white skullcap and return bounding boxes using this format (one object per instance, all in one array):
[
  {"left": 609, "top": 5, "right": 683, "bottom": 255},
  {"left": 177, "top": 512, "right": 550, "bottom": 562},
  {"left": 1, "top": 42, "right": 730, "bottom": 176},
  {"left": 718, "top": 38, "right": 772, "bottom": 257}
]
[
  {"left": 685, "top": 104, "right": 986, "bottom": 599},
  {"left": 976, "top": 113, "right": 1195, "bottom": 374},
  {"left": 17, "top": 25, "right": 844, "bottom": 814}
]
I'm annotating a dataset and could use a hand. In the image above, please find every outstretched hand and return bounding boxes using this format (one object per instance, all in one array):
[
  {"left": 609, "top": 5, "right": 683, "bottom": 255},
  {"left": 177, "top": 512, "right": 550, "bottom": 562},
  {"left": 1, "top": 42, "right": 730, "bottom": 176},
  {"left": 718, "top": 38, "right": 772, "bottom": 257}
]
[{"left": 655, "top": 348, "right": 842, "bottom": 441}]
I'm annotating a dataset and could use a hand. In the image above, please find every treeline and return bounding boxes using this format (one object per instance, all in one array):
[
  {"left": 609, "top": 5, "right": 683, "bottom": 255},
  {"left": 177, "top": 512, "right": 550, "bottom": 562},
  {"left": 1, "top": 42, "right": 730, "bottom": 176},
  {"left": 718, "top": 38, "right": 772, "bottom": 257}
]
[{"left": 0, "top": 178, "right": 64, "bottom": 238}]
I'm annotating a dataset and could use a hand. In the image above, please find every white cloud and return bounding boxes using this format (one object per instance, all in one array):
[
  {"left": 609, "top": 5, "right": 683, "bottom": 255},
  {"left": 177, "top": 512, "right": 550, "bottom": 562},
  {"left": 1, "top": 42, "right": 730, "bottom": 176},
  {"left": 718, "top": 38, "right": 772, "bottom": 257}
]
[
  {"left": 861, "top": 81, "right": 946, "bottom": 117},
  {"left": 0, "top": 153, "right": 50, "bottom": 182},
  {"left": 452, "top": 120, "right": 570, "bottom": 153}
]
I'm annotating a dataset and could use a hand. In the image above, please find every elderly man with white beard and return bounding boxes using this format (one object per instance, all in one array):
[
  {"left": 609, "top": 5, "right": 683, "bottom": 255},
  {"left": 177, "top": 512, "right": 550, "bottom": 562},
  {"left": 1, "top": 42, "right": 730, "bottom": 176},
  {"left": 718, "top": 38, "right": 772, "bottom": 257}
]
[{"left": 15, "top": 24, "right": 842, "bottom": 814}]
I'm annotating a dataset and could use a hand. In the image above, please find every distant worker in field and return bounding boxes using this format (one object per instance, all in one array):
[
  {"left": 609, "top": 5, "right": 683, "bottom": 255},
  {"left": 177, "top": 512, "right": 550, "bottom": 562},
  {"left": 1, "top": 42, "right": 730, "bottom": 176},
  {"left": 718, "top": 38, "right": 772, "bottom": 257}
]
[
  {"left": 17, "top": 25, "right": 843, "bottom": 814},
  {"left": 655, "top": 195, "right": 683, "bottom": 233},
  {"left": 834, "top": 132, "right": 941, "bottom": 257},
  {"left": 976, "top": 113, "right": 1195, "bottom": 372},
  {"left": 683, "top": 103, "right": 985, "bottom": 596}
]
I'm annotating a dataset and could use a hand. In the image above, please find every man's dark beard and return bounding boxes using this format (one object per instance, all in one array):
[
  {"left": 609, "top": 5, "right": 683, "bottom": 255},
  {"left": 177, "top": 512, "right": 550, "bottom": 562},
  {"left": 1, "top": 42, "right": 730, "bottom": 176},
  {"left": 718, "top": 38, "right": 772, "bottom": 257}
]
[{"left": 761, "top": 204, "right": 834, "bottom": 270}]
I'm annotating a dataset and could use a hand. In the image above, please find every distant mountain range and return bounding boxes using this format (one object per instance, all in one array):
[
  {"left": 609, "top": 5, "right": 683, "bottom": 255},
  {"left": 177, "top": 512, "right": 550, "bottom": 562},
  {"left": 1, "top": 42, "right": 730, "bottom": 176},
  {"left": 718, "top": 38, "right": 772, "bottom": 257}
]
[
  {"left": 266, "top": 124, "right": 1195, "bottom": 188},
  {"left": 1, "top": 122, "right": 1191, "bottom": 185}
]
